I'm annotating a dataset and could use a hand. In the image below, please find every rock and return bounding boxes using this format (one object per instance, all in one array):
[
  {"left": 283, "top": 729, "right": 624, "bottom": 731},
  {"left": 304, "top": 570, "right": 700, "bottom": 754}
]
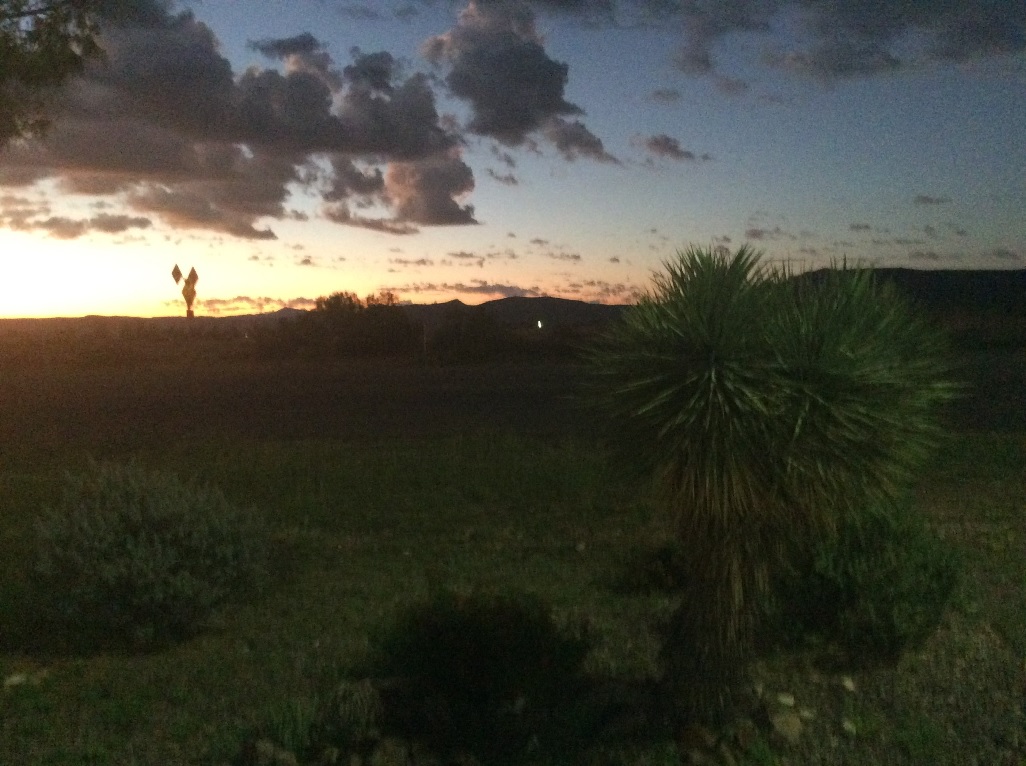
[
  {"left": 841, "top": 675, "right": 856, "bottom": 693},
  {"left": 770, "top": 711, "right": 803, "bottom": 745},
  {"left": 776, "top": 692, "right": 796, "bottom": 707},
  {"left": 842, "top": 718, "right": 857, "bottom": 737}
]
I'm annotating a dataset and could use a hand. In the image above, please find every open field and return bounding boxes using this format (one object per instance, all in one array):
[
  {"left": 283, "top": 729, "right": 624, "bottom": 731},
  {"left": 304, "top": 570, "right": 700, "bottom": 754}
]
[{"left": 1, "top": 338, "right": 1024, "bottom": 764}]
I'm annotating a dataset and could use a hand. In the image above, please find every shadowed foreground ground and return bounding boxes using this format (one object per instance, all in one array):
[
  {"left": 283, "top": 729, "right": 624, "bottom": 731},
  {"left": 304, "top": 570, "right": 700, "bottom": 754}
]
[
  {"left": 2, "top": 341, "right": 1020, "bottom": 462},
  {"left": 0, "top": 359, "right": 596, "bottom": 460}
]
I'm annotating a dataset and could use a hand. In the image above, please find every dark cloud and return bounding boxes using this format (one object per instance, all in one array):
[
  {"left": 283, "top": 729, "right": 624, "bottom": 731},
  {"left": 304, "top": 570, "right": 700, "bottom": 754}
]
[
  {"left": 384, "top": 151, "right": 477, "bottom": 225},
  {"left": 423, "top": 0, "right": 608, "bottom": 157},
  {"left": 487, "top": 169, "right": 519, "bottom": 185},
  {"left": 637, "top": 0, "right": 1026, "bottom": 82},
  {"left": 2, "top": 208, "right": 153, "bottom": 239},
  {"left": 745, "top": 226, "right": 796, "bottom": 241},
  {"left": 545, "top": 251, "right": 582, "bottom": 261},
  {"left": 398, "top": 279, "right": 545, "bottom": 298},
  {"left": 391, "top": 257, "right": 435, "bottom": 266},
  {"left": 638, "top": 133, "right": 707, "bottom": 161},
  {"left": 0, "top": 2, "right": 468, "bottom": 239},
  {"left": 914, "top": 194, "right": 952, "bottom": 205},
  {"left": 322, "top": 205, "right": 419, "bottom": 234},
  {"left": 250, "top": 32, "right": 322, "bottom": 59},
  {"left": 849, "top": 222, "right": 871, "bottom": 231},
  {"left": 543, "top": 118, "right": 619, "bottom": 163}
]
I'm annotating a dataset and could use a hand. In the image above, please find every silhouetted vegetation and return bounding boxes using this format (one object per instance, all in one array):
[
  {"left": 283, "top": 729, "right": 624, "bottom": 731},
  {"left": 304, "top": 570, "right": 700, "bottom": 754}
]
[
  {"left": 585, "top": 246, "right": 958, "bottom": 723},
  {"left": 0, "top": 0, "right": 103, "bottom": 144}
]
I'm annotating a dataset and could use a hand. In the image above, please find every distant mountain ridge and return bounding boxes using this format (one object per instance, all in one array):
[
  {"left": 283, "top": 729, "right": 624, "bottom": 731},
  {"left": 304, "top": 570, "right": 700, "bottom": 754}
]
[{"left": 1, "top": 269, "right": 1022, "bottom": 335}]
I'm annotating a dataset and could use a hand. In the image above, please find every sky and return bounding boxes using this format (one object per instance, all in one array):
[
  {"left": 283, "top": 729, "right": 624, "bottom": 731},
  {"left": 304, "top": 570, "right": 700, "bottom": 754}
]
[{"left": 0, "top": 0, "right": 1024, "bottom": 318}]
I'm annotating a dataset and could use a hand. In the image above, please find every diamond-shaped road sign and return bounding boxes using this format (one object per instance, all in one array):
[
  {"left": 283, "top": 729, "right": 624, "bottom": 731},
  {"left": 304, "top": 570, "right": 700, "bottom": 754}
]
[
  {"left": 185, "top": 267, "right": 198, "bottom": 287},
  {"left": 171, "top": 264, "right": 182, "bottom": 284}
]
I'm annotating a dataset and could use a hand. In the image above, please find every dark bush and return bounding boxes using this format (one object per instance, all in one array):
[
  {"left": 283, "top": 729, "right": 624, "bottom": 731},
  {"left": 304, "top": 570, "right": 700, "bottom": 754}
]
[
  {"left": 33, "top": 459, "right": 268, "bottom": 651},
  {"left": 766, "top": 498, "right": 960, "bottom": 663},
  {"left": 368, "top": 590, "right": 594, "bottom": 763}
]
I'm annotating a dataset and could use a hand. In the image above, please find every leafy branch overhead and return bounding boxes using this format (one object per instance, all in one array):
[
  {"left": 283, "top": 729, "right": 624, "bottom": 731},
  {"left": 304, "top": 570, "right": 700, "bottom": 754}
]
[{"left": 0, "top": 0, "right": 102, "bottom": 144}]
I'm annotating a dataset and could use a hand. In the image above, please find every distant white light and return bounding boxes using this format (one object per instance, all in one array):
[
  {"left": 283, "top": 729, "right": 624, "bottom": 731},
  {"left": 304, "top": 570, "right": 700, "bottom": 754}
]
[{"left": 537, "top": 320, "right": 543, "bottom": 329}]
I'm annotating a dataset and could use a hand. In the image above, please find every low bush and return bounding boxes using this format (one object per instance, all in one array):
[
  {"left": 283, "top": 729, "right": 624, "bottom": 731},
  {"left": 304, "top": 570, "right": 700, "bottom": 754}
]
[
  {"left": 616, "top": 500, "right": 959, "bottom": 666},
  {"left": 32, "top": 459, "right": 268, "bottom": 651},
  {"left": 767, "top": 498, "right": 961, "bottom": 662},
  {"left": 368, "top": 590, "right": 595, "bottom": 763}
]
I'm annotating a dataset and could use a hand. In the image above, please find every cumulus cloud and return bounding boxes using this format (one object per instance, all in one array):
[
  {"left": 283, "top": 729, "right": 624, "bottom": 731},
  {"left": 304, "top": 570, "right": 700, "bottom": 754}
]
[
  {"left": 384, "top": 151, "right": 477, "bottom": 224},
  {"left": 0, "top": 1, "right": 471, "bottom": 239},
  {"left": 543, "top": 118, "right": 619, "bottom": 163},
  {"left": 423, "top": 0, "right": 610, "bottom": 159}
]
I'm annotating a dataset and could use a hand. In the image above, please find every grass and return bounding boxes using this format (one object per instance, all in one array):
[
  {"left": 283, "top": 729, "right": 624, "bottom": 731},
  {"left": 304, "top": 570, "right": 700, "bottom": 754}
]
[
  {"left": 1, "top": 366, "right": 1023, "bottom": 764},
  {"left": 0, "top": 431, "right": 670, "bottom": 764}
]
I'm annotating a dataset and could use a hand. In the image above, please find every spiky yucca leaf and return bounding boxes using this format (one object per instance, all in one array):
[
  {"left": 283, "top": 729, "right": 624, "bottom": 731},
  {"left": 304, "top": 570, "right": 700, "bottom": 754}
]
[{"left": 584, "top": 245, "right": 956, "bottom": 721}]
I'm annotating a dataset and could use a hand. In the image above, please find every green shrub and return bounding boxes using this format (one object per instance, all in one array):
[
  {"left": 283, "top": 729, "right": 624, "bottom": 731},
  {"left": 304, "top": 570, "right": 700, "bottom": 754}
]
[
  {"left": 767, "top": 498, "right": 960, "bottom": 662},
  {"left": 584, "top": 245, "right": 957, "bottom": 720},
  {"left": 367, "top": 590, "right": 594, "bottom": 763},
  {"left": 33, "top": 459, "right": 268, "bottom": 650}
]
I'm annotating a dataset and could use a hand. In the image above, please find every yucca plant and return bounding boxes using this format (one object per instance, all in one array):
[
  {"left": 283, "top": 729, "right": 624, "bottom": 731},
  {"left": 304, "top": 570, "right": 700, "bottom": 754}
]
[{"left": 584, "top": 245, "right": 956, "bottom": 722}]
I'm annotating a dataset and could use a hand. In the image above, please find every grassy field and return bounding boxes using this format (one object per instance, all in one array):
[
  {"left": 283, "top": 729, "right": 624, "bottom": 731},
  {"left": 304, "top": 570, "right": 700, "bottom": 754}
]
[{"left": 0, "top": 348, "right": 1023, "bottom": 764}]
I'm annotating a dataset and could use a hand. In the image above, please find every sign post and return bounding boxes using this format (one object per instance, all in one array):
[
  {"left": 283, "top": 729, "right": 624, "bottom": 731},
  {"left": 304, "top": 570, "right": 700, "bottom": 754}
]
[{"left": 172, "top": 264, "right": 199, "bottom": 318}]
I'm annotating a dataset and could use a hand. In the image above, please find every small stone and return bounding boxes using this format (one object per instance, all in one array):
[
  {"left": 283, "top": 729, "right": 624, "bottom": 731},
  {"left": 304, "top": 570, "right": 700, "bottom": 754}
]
[
  {"left": 575, "top": 541, "right": 587, "bottom": 552},
  {"left": 842, "top": 718, "right": 857, "bottom": 737},
  {"left": 3, "top": 673, "right": 28, "bottom": 688},
  {"left": 841, "top": 675, "right": 856, "bottom": 693},
  {"left": 798, "top": 707, "right": 815, "bottom": 720},
  {"left": 770, "top": 711, "right": 803, "bottom": 745},
  {"left": 776, "top": 692, "right": 796, "bottom": 707}
]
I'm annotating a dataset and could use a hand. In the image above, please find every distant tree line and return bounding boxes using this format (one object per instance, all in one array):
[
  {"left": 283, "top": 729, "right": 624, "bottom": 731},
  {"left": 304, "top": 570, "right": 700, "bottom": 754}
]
[{"left": 247, "top": 291, "right": 600, "bottom": 363}]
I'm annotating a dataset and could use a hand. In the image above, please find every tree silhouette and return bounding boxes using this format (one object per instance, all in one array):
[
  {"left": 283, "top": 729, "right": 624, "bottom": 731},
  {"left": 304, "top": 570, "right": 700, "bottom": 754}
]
[{"left": 0, "top": 0, "right": 102, "bottom": 146}]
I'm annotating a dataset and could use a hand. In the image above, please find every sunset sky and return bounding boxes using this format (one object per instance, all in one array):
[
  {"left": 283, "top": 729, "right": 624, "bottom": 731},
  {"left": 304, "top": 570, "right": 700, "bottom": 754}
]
[{"left": 1, "top": 0, "right": 1023, "bottom": 317}]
